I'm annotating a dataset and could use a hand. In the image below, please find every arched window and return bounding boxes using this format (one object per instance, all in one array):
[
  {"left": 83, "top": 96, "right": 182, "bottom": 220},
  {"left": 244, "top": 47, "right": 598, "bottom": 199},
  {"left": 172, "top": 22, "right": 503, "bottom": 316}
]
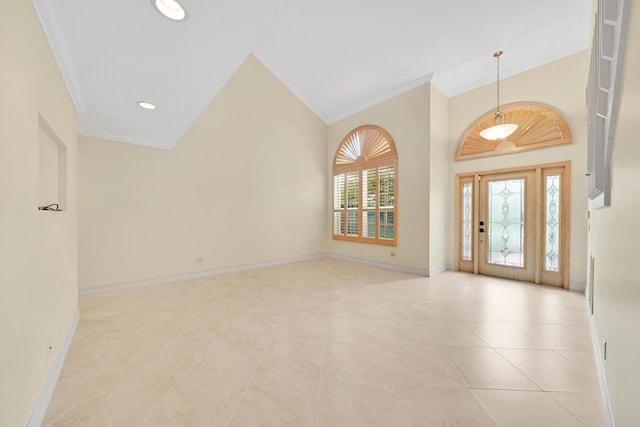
[{"left": 332, "top": 125, "right": 398, "bottom": 246}]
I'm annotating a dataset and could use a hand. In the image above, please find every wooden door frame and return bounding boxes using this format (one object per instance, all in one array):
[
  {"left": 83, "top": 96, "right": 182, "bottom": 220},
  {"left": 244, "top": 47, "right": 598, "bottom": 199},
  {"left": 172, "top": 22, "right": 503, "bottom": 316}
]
[{"left": 455, "top": 161, "right": 571, "bottom": 289}]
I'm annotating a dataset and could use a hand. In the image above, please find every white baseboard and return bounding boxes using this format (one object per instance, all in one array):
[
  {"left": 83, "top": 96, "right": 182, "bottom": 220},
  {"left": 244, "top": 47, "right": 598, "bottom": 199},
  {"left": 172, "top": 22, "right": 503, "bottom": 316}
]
[
  {"left": 28, "top": 309, "right": 80, "bottom": 427},
  {"left": 586, "top": 299, "right": 615, "bottom": 427},
  {"left": 428, "top": 265, "right": 453, "bottom": 277},
  {"left": 326, "top": 253, "right": 429, "bottom": 276},
  {"left": 79, "top": 253, "right": 327, "bottom": 295},
  {"left": 80, "top": 253, "right": 431, "bottom": 296},
  {"left": 570, "top": 281, "right": 586, "bottom": 292}
]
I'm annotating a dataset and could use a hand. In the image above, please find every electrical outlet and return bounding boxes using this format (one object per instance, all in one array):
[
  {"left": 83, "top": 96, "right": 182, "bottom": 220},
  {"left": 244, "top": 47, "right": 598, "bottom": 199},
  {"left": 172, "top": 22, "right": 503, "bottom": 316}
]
[{"left": 196, "top": 257, "right": 204, "bottom": 265}]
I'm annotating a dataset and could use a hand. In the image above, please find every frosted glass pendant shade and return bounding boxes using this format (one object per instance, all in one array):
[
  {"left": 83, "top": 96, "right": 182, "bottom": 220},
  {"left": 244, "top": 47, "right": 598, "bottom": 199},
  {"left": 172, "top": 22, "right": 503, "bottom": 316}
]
[
  {"left": 479, "top": 123, "right": 518, "bottom": 140},
  {"left": 154, "top": 0, "right": 186, "bottom": 21}
]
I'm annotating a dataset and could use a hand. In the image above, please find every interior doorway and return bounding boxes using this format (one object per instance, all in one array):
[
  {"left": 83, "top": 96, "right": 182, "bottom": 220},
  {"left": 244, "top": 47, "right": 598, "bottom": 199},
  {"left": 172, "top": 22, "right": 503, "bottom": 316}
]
[{"left": 455, "top": 162, "right": 570, "bottom": 288}]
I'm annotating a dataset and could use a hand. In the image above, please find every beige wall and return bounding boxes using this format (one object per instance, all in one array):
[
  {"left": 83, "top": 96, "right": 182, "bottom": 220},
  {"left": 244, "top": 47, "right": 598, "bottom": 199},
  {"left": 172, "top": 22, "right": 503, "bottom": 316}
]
[
  {"left": 589, "top": 2, "right": 640, "bottom": 424},
  {"left": 429, "top": 85, "right": 450, "bottom": 272},
  {"left": 78, "top": 55, "right": 327, "bottom": 289},
  {"left": 447, "top": 52, "right": 590, "bottom": 284},
  {"left": 327, "top": 85, "right": 431, "bottom": 272},
  {"left": 0, "top": 2, "right": 78, "bottom": 426}
]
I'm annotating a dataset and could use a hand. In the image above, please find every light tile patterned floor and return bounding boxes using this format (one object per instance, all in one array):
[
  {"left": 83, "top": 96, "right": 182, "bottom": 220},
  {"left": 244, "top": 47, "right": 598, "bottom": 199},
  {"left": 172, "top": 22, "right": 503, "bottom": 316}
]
[{"left": 43, "top": 258, "right": 605, "bottom": 426}]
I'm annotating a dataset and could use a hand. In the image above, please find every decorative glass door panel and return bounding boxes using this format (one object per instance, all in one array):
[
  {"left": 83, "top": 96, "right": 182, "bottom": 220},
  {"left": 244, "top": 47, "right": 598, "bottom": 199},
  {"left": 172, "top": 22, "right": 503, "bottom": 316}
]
[
  {"left": 487, "top": 178, "right": 525, "bottom": 267},
  {"left": 479, "top": 171, "right": 535, "bottom": 282}
]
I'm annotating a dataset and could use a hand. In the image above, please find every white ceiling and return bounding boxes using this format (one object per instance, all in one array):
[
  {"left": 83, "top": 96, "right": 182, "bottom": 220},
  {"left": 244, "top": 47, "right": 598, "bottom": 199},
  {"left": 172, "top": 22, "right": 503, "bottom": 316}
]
[{"left": 33, "top": 0, "right": 592, "bottom": 149}]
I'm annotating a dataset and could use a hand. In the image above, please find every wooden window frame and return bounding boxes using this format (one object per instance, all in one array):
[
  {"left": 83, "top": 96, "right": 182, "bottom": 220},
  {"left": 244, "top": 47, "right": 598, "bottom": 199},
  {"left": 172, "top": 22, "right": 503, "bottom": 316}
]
[{"left": 332, "top": 125, "right": 398, "bottom": 246}]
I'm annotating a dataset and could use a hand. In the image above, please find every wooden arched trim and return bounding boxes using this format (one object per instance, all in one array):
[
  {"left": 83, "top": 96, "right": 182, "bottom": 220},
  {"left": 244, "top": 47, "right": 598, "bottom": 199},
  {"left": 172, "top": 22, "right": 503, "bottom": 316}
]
[
  {"left": 456, "top": 103, "right": 572, "bottom": 161},
  {"left": 333, "top": 125, "right": 397, "bottom": 174}
]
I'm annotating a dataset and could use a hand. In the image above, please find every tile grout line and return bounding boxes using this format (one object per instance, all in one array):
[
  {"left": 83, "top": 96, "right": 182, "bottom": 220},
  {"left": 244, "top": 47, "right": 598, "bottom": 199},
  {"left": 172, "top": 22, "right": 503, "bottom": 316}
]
[
  {"left": 224, "top": 325, "right": 275, "bottom": 427},
  {"left": 389, "top": 384, "right": 410, "bottom": 427},
  {"left": 48, "top": 310, "right": 187, "bottom": 426},
  {"left": 314, "top": 287, "right": 328, "bottom": 427},
  {"left": 467, "top": 388, "right": 501, "bottom": 427},
  {"left": 132, "top": 311, "right": 214, "bottom": 426},
  {"left": 545, "top": 390, "right": 594, "bottom": 426},
  {"left": 552, "top": 348, "right": 602, "bottom": 379},
  {"left": 134, "top": 360, "right": 198, "bottom": 427},
  {"left": 41, "top": 369, "right": 110, "bottom": 426},
  {"left": 46, "top": 263, "right": 602, "bottom": 426},
  {"left": 489, "top": 346, "right": 545, "bottom": 392}
]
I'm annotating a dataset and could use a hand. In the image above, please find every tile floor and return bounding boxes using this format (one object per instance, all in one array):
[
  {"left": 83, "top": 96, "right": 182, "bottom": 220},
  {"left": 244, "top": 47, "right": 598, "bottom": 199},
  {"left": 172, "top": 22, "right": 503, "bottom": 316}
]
[{"left": 43, "top": 258, "right": 605, "bottom": 426}]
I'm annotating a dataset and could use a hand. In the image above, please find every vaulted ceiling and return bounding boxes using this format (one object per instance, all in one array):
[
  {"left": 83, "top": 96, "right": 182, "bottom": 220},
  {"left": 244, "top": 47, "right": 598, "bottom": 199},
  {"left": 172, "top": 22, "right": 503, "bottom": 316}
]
[{"left": 33, "top": 0, "right": 592, "bottom": 149}]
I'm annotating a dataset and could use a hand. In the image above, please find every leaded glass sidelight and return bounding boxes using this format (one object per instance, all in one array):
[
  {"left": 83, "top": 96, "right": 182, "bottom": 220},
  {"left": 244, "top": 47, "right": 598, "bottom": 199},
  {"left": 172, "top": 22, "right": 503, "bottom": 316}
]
[
  {"left": 461, "top": 182, "right": 473, "bottom": 261},
  {"left": 545, "top": 174, "right": 561, "bottom": 272},
  {"left": 487, "top": 179, "right": 525, "bottom": 267}
]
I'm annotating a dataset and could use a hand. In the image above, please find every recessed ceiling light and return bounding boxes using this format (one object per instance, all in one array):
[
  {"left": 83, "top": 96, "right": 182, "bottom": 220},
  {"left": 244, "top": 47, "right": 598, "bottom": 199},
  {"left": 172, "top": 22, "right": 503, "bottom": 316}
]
[
  {"left": 153, "top": 0, "right": 186, "bottom": 21},
  {"left": 137, "top": 101, "right": 157, "bottom": 110}
]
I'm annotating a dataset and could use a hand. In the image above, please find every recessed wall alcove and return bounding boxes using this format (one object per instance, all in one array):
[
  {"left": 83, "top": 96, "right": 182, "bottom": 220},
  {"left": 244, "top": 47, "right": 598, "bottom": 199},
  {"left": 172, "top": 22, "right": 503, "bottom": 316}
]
[{"left": 38, "top": 114, "right": 67, "bottom": 211}]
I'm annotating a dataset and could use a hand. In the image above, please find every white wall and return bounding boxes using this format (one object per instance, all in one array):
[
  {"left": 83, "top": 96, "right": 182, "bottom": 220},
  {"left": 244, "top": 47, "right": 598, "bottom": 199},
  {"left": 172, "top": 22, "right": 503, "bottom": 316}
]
[
  {"left": 0, "top": 2, "right": 78, "bottom": 425},
  {"left": 447, "top": 52, "right": 590, "bottom": 284},
  {"left": 429, "top": 85, "right": 450, "bottom": 273},
  {"left": 588, "top": 2, "right": 640, "bottom": 425},
  {"left": 327, "top": 85, "right": 431, "bottom": 272},
  {"left": 78, "top": 55, "right": 327, "bottom": 289}
]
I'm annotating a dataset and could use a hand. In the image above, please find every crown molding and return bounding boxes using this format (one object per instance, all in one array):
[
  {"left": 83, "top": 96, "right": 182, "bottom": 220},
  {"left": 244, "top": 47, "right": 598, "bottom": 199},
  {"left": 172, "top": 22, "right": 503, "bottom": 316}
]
[
  {"left": 437, "top": 44, "right": 588, "bottom": 99},
  {"left": 325, "top": 72, "right": 434, "bottom": 124},
  {"left": 32, "top": 0, "right": 86, "bottom": 113},
  {"left": 77, "top": 127, "right": 176, "bottom": 150}
]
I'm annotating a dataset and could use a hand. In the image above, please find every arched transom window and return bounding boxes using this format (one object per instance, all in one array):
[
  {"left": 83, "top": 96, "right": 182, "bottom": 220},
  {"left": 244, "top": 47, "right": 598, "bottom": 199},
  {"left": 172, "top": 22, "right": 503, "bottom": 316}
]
[{"left": 332, "top": 125, "right": 398, "bottom": 246}]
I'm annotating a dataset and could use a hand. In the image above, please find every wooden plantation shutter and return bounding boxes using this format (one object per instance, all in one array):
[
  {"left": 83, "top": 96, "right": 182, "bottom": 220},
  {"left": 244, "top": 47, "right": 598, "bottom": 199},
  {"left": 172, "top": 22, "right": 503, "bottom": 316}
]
[{"left": 332, "top": 125, "right": 398, "bottom": 246}]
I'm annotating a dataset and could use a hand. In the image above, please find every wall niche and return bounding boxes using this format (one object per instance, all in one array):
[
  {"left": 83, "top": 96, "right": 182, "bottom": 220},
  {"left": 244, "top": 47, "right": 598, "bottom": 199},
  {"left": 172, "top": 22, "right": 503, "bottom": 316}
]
[{"left": 38, "top": 114, "right": 67, "bottom": 211}]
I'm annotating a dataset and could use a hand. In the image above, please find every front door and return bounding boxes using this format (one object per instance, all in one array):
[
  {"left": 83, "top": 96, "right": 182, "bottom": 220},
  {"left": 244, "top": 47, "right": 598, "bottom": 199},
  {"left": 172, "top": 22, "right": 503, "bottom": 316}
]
[
  {"left": 478, "top": 171, "right": 535, "bottom": 282},
  {"left": 455, "top": 162, "right": 570, "bottom": 288}
]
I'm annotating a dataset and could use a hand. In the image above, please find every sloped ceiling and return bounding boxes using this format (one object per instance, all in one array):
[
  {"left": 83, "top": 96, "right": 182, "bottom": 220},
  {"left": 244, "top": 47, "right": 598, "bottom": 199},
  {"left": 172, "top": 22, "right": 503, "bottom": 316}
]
[{"left": 33, "top": 0, "right": 592, "bottom": 149}]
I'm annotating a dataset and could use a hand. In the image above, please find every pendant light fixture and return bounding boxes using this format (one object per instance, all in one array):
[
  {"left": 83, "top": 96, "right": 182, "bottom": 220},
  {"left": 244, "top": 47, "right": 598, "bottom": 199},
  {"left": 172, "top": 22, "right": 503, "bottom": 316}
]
[
  {"left": 153, "top": 0, "right": 186, "bottom": 21},
  {"left": 479, "top": 51, "right": 518, "bottom": 141}
]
